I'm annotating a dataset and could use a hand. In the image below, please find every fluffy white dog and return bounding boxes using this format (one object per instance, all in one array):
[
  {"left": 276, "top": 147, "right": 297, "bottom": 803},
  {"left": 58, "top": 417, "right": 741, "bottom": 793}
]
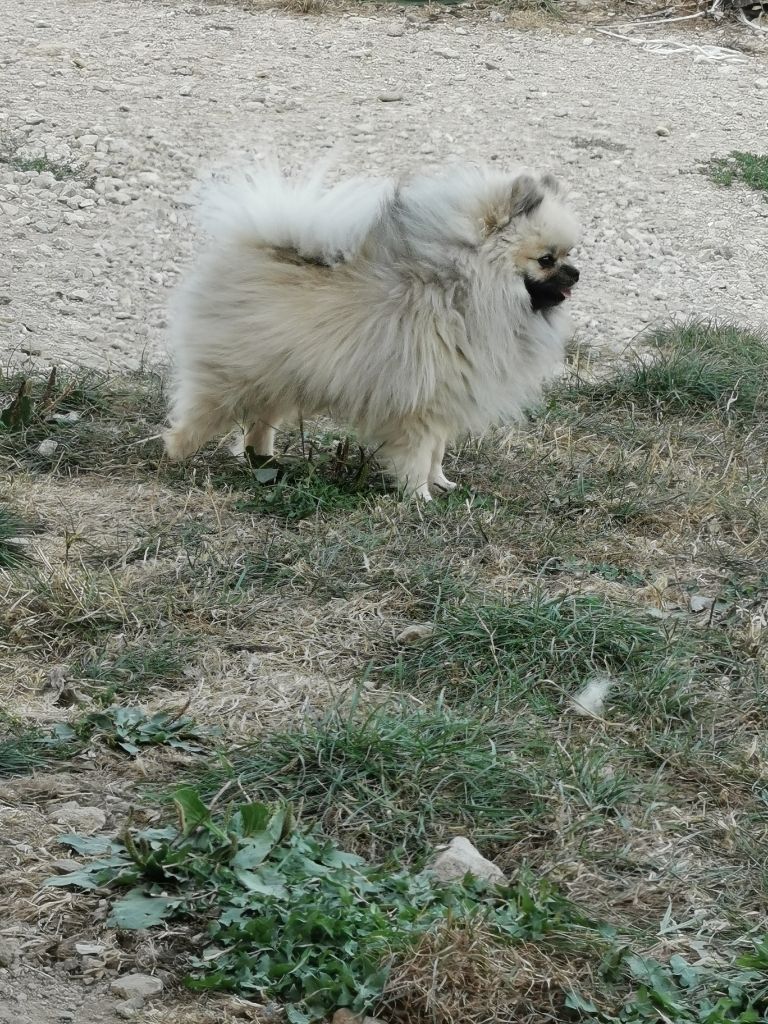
[{"left": 165, "top": 162, "right": 580, "bottom": 499}]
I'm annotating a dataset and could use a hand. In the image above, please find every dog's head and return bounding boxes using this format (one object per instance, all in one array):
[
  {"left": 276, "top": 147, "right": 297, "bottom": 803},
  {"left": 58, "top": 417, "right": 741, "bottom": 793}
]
[{"left": 481, "top": 172, "right": 581, "bottom": 312}]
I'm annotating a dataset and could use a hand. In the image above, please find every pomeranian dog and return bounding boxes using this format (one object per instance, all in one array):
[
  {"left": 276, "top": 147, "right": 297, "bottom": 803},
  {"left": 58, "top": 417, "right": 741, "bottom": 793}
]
[{"left": 165, "top": 162, "right": 580, "bottom": 499}]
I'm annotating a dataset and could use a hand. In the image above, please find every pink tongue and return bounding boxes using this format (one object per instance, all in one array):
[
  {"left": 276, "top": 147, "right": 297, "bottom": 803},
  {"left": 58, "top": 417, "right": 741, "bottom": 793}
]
[{"left": 561, "top": 287, "right": 572, "bottom": 299}]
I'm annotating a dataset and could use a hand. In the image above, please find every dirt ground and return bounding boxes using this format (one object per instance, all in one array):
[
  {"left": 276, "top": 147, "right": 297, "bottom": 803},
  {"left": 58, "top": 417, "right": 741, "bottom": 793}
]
[{"left": 1, "top": 0, "right": 767, "bottom": 374}]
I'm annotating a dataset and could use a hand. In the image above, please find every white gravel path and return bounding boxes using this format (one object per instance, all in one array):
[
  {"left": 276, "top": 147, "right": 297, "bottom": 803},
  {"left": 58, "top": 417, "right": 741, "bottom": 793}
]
[{"left": 1, "top": 0, "right": 767, "bottom": 372}]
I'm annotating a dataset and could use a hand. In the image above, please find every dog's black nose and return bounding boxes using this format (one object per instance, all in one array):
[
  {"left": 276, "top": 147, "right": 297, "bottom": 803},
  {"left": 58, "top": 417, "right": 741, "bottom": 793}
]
[{"left": 563, "top": 264, "right": 580, "bottom": 283}]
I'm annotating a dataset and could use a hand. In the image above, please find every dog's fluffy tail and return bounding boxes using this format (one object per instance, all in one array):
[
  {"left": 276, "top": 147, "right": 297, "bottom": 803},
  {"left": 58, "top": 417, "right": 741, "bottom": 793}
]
[{"left": 198, "top": 161, "right": 394, "bottom": 264}]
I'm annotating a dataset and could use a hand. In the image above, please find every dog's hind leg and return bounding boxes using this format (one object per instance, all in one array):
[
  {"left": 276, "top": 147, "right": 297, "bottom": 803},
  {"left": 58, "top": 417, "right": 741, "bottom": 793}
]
[
  {"left": 378, "top": 431, "right": 434, "bottom": 501},
  {"left": 429, "top": 439, "right": 457, "bottom": 493},
  {"left": 243, "top": 408, "right": 291, "bottom": 457}
]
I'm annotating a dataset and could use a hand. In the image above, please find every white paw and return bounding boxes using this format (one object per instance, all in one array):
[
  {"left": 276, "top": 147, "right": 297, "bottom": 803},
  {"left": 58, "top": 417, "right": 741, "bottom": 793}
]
[
  {"left": 412, "top": 482, "right": 433, "bottom": 502},
  {"left": 431, "top": 473, "right": 457, "bottom": 492}
]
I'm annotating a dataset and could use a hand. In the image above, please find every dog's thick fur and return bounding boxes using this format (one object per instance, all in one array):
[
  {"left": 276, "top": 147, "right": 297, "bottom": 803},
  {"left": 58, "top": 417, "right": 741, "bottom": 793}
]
[{"left": 165, "top": 162, "right": 580, "bottom": 499}]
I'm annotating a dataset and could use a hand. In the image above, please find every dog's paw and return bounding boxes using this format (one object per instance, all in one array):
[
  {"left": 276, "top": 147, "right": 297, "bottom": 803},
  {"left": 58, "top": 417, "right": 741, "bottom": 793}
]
[
  {"left": 412, "top": 483, "right": 433, "bottom": 502},
  {"left": 431, "top": 472, "right": 457, "bottom": 492},
  {"left": 163, "top": 428, "right": 192, "bottom": 461}
]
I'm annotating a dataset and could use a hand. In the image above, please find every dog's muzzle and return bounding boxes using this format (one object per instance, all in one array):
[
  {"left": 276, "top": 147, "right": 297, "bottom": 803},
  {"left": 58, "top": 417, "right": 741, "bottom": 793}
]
[{"left": 525, "top": 263, "right": 580, "bottom": 311}]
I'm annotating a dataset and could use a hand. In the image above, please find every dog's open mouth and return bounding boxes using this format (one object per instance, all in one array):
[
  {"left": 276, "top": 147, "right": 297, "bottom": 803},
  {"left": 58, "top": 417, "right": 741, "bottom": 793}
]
[
  {"left": 524, "top": 264, "right": 580, "bottom": 312},
  {"left": 525, "top": 277, "right": 574, "bottom": 311}
]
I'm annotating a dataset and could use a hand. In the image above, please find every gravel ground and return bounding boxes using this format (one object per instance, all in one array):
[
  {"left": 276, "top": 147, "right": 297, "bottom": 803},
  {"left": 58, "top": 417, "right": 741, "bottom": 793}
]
[{"left": 0, "top": 0, "right": 767, "bottom": 374}]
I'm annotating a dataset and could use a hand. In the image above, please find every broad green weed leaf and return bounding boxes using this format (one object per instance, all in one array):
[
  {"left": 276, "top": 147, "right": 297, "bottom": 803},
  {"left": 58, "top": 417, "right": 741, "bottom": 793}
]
[
  {"left": 235, "top": 869, "right": 288, "bottom": 899},
  {"left": 109, "top": 889, "right": 178, "bottom": 928},
  {"left": 173, "top": 786, "right": 226, "bottom": 839},
  {"left": 56, "top": 834, "right": 116, "bottom": 855},
  {"left": 233, "top": 802, "right": 271, "bottom": 837}
]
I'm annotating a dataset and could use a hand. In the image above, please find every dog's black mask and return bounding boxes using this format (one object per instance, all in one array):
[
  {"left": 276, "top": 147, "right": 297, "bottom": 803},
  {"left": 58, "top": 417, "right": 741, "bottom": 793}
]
[{"left": 524, "top": 263, "right": 580, "bottom": 312}]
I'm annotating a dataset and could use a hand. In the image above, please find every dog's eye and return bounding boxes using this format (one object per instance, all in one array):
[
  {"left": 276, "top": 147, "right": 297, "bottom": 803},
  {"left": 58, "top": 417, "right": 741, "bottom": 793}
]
[{"left": 538, "top": 254, "right": 556, "bottom": 268}]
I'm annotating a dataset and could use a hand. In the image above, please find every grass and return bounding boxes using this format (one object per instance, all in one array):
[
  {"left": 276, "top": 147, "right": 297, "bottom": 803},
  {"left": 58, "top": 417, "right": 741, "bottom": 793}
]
[
  {"left": 0, "top": 713, "right": 78, "bottom": 777},
  {"left": 193, "top": 699, "right": 554, "bottom": 860},
  {"left": 559, "top": 321, "right": 768, "bottom": 420},
  {"left": 0, "top": 133, "right": 82, "bottom": 180},
  {"left": 707, "top": 151, "right": 768, "bottom": 194},
  {"left": 3, "top": 321, "right": 768, "bottom": 1024},
  {"left": 0, "top": 502, "right": 40, "bottom": 567},
  {"left": 74, "top": 638, "right": 189, "bottom": 703},
  {"left": 387, "top": 592, "right": 687, "bottom": 710},
  {"left": 5, "top": 155, "right": 80, "bottom": 179}
]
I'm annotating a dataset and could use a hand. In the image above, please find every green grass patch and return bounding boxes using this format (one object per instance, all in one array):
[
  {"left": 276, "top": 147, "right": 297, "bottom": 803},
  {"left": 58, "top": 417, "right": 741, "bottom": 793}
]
[
  {"left": 387, "top": 592, "right": 686, "bottom": 710},
  {"left": 0, "top": 502, "right": 40, "bottom": 568},
  {"left": 7, "top": 155, "right": 80, "bottom": 179},
  {"left": 74, "top": 638, "right": 189, "bottom": 703},
  {"left": 0, "top": 365, "right": 167, "bottom": 477},
  {"left": 707, "top": 151, "right": 768, "bottom": 193},
  {"left": 192, "top": 700, "right": 552, "bottom": 860},
  {"left": 557, "top": 321, "right": 768, "bottom": 421},
  {"left": 234, "top": 445, "right": 384, "bottom": 522},
  {"left": 0, "top": 715, "right": 79, "bottom": 777}
]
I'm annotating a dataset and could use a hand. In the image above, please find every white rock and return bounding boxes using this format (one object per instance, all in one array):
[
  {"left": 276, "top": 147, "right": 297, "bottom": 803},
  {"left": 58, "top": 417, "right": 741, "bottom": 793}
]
[
  {"left": 115, "top": 1006, "right": 138, "bottom": 1021},
  {"left": 428, "top": 837, "right": 506, "bottom": 885},
  {"left": 25, "top": 112, "right": 45, "bottom": 125},
  {"left": 75, "top": 942, "right": 106, "bottom": 957},
  {"left": 110, "top": 975, "right": 163, "bottom": 1001},
  {"left": 386, "top": 24, "right": 404, "bottom": 36},
  {"left": 656, "top": 124, "right": 671, "bottom": 137},
  {"left": 396, "top": 623, "right": 434, "bottom": 644},
  {"left": 754, "top": 77, "right": 768, "bottom": 89},
  {"left": 332, "top": 1012, "right": 384, "bottom": 1024},
  {"left": 689, "top": 594, "right": 714, "bottom": 613},
  {"left": 434, "top": 47, "right": 460, "bottom": 60},
  {"left": 49, "top": 803, "right": 107, "bottom": 834},
  {"left": 38, "top": 438, "right": 58, "bottom": 456},
  {"left": 378, "top": 93, "right": 403, "bottom": 103}
]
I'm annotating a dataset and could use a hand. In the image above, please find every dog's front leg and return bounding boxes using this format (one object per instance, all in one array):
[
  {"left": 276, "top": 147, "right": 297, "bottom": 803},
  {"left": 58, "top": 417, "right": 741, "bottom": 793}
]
[{"left": 429, "top": 439, "right": 457, "bottom": 493}]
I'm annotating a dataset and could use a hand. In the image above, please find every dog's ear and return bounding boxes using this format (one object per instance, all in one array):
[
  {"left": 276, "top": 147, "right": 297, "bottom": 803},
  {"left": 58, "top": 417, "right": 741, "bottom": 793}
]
[
  {"left": 509, "top": 173, "right": 544, "bottom": 218},
  {"left": 539, "top": 172, "right": 561, "bottom": 196},
  {"left": 483, "top": 173, "right": 543, "bottom": 233}
]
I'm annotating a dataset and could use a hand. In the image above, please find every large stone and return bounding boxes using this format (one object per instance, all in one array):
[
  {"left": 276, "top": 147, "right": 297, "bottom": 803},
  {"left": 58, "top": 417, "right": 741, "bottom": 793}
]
[
  {"left": 49, "top": 802, "right": 107, "bottom": 834},
  {"left": 428, "top": 837, "right": 506, "bottom": 885},
  {"left": 110, "top": 974, "right": 164, "bottom": 1001}
]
